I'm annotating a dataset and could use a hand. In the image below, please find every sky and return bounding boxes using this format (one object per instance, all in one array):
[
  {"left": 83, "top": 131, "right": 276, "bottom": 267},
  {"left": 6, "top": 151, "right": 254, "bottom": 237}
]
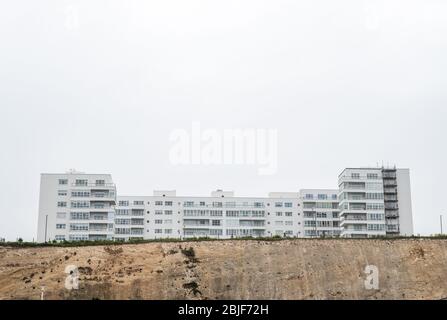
[{"left": 0, "top": 1, "right": 446, "bottom": 241}]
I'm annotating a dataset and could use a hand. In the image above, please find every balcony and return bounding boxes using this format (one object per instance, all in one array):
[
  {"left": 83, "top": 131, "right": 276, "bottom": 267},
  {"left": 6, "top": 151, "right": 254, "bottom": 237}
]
[{"left": 383, "top": 180, "right": 397, "bottom": 187}]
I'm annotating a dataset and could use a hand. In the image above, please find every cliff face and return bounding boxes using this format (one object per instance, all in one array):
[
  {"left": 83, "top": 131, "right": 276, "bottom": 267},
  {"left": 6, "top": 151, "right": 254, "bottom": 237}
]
[{"left": 1, "top": 239, "right": 446, "bottom": 300}]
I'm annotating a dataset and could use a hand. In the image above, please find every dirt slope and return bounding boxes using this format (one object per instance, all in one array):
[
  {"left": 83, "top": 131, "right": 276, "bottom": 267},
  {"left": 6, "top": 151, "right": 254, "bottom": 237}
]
[{"left": 0, "top": 239, "right": 446, "bottom": 300}]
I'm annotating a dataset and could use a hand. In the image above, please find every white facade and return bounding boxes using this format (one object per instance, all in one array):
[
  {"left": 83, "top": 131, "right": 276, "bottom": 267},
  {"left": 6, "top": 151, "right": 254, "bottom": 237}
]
[
  {"left": 338, "top": 167, "right": 414, "bottom": 238},
  {"left": 37, "top": 172, "right": 116, "bottom": 242},
  {"left": 37, "top": 167, "right": 414, "bottom": 242}
]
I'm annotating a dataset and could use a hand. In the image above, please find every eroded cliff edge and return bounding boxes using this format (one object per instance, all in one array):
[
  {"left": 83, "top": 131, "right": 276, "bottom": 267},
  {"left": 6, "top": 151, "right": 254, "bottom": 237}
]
[{"left": 1, "top": 239, "right": 446, "bottom": 300}]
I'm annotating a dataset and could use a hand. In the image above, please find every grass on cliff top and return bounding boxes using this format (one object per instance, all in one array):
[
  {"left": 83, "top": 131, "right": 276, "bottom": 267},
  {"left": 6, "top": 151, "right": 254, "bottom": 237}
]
[{"left": 1, "top": 235, "right": 447, "bottom": 248}]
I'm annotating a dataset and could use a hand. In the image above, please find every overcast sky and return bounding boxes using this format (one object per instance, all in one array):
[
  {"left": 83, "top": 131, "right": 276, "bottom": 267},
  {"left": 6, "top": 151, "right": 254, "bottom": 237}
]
[{"left": 1, "top": 1, "right": 446, "bottom": 241}]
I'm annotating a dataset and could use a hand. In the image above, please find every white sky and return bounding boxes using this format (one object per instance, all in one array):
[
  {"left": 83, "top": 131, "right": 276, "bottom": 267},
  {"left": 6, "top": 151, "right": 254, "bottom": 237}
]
[{"left": 0, "top": 1, "right": 446, "bottom": 240}]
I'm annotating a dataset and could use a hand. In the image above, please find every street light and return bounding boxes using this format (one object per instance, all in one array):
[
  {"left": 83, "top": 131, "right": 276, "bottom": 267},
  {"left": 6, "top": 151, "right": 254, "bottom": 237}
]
[{"left": 441, "top": 215, "right": 444, "bottom": 235}]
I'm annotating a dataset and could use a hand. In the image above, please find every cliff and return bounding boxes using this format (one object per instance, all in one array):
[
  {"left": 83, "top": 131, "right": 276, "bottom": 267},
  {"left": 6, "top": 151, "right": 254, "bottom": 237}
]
[{"left": 0, "top": 239, "right": 446, "bottom": 300}]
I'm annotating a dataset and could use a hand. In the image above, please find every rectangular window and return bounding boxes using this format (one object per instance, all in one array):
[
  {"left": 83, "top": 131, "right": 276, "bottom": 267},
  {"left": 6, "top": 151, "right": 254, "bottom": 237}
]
[
  {"left": 276, "top": 212, "right": 283, "bottom": 216},
  {"left": 58, "top": 179, "right": 68, "bottom": 185},
  {"left": 133, "top": 201, "right": 144, "bottom": 206},
  {"left": 58, "top": 190, "right": 67, "bottom": 196},
  {"left": 95, "top": 180, "right": 105, "bottom": 186},
  {"left": 57, "top": 201, "right": 67, "bottom": 208},
  {"left": 70, "top": 201, "right": 89, "bottom": 208},
  {"left": 318, "top": 194, "right": 327, "bottom": 200},
  {"left": 367, "top": 173, "right": 379, "bottom": 180},
  {"left": 155, "top": 229, "right": 162, "bottom": 234},
  {"left": 55, "top": 235, "right": 66, "bottom": 241},
  {"left": 118, "top": 201, "right": 129, "bottom": 206},
  {"left": 155, "top": 220, "right": 163, "bottom": 224},
  {"left": 155, "top": 201, "right": 163, "bottom": 206},
  {"left": 284, "top": 202, "right": 292, "bottom": 208},
  {"left": 351, "top": 173, "right": 360, "bottom": 179},
  {"left": 56, "top": 212, "right": 67, "bottom": 219},
  {"left": 285, "top": 212, "right": 292, "bottom": 217},
  {"left": 56, "top": 224, "right": 66, "bottom": 229},
  {"left": 70, "top": 223, "right": 89, "bottom": 231},
  {"left": 164, "top": 201, "right": 173, "bottom": 206},
  {"left": 70, "top": 212, "right": 90, "bottom": 220},
  {"left": 164, "top": 210, "right": 173, "bottom": 215},
  {"left": 75, "top": 179, "right": 88, "bottom": 186},
  {"left": 164, "top": 229, "right": 172, "bottom": 234},
  {"left": 212, "top": 220, "right": 221, "bottom": 226},
  {"left": 71, "top": 190, "right": 90, "bottom": 197},
  {"left": 275, "top": 202, "right": 283, "bottom": 207}
]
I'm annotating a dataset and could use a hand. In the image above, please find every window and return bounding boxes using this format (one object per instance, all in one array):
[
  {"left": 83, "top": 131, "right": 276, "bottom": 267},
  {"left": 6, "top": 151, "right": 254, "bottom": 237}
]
[
  {"left": 332, "top": 194, "right": 337, "bottom": 200},
  {"left": 367, "top": 173, "right": 379, "bottom": 180},
  {"left": 55, "top": 235, "right": 65, "bottom": 241},
  {"left": 285, "top": 221, "right": 293, "bottom": 226},
  {"left": 115, "top": 219, "right": 130, "bottom": 225},
  {"left": 71, "top": 201, "right": 89, "bottom": 208},
  {"left": 70, "top": 212, "right": 90, "bottom": 220},
  {"left": 118, "top": 200, "right": 129, "bottom": 206},
  {"left": 70, "top": 223, "right": 89, "bottom": 231},
  {"left": 56, "top": 212, "right": 66, "bottom": 219},
  {"left": 57, "top": 201, "right": 67, "bottom": 208},
  {"left": 305, "top": 194, "right": 313, "bottom": 200},
  {"left": 275, "top": 202, "right": 283, "bottom": 207},
  {"left": 69, "top": 234, "right": 89, "bottom": 241},
  {"left": 164, "top": 210, "right": 173, "bottom": 215},
  {"left": 367, "top": 224, "right": 385, "bottom": 231},
  {"left": 317, "top": 194, "right": 327, "bottom": 200},
  {"left": 58, "top": 179, "right": 68, "bottom": 185},
  {"left": 155, "top": 210, "right": 163, "bottom": 215},
  {"left": 276, "top": 212, "right": 283, "bottom": 216},
  {"left": 351, "top": 173, "right": 360, "bottom": 179},
  {"left": 366, "top": 193, "right": 384, "bottom": 200},
  {"left": 285, "top": 212, "right": 292, "bottom": 217},
  {"left": 212, "top": 220, "right": 221, "bottom": 226},
  {"left": 155, "top": 220, "right": 163, "bottom": 224},
  {"left": 155, "top": 229, "right": 162, "bottom": 234},
  {"left": 164, "top": 201, "right": 173, "bottom": 206},
  {"left": 116, "top": 209, "right": 129, "bottom": 216},
  {"left": 155, "top": 201, "right": 163, "bottom": 206},
  {"left": 368, "top": 213, "right": 384, "bottom": 221},
  {"left": 56, "top": 224, "right": 66, "bottom": 229},
  {"left": 133, "top": 201, "right": 144, "bottom": 206},
  {"left": 71, "top": 190, "right": 90, "bottom": 197},
  {"left": 58, "top": 190, "right": 67, "bottom": 196},
  {"left": 184, "top": 201, "right": 194, "bottom": 207},
  {"left": 284, "top": 202, "right": 292, "bottom": 208},
  {"left": 164, "top": 229, "right": 172, "bottom": 234},
  {"left": 75, "top": 179, "right": 88, "bottom": 186},
  {"left": 95, "top": 180, "right": 105, "bottom": 186}
]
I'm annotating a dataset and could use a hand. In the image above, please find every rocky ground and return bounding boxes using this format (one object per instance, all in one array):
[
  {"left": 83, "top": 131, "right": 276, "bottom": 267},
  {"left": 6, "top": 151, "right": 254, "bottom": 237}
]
[{"left": 0, "top": 239, "right": 446, "bottom": 300}]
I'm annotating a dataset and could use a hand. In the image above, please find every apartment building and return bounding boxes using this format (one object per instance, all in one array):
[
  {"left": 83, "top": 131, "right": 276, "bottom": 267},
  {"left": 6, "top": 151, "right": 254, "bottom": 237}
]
[
  {"left": 338, "top": 168, "right": 414, "bottom": 238},
  {"left": 37, "top": 167, "right": 413, "bottom": 242},
  {"left": 300, "top": 189, "right": 341, "bottom": 237},
  {"left": 37, "top": 172, "right": 116, "bottom": 242}
]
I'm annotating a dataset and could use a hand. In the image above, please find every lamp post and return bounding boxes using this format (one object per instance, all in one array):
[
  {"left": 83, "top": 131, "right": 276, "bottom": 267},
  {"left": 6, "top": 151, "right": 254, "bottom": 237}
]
[
  {"left": 441, "top": 215, "right": 444, "bottom": 235},
  {"left": 44, "top": 214, "right": 48, "bottom": 243}
]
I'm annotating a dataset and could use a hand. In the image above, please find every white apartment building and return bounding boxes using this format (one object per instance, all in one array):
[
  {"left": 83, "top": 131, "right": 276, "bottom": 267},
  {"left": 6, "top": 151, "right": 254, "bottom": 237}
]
[
  {"left": 338, "top": 168, "right": 414, "bottom": 238},
  {"left": 37, "top": 172, "right": 116, "bottom": 242},
  {"left": 37, "top": 167, "right": 413, "bottom": 242}
]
